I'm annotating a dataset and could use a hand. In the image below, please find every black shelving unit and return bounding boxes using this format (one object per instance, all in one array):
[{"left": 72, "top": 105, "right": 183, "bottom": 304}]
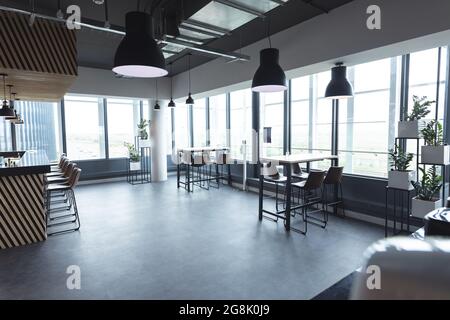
[{"left": 126, "top": 142, "right": 151, "bottom": 185}]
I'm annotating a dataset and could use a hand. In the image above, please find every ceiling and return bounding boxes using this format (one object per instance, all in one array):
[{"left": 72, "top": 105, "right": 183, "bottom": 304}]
[{"left": 0, "top": 0, "right": 354, "bottom": 76}]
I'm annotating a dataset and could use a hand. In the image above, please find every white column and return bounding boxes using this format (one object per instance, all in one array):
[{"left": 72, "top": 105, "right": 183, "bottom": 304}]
[{"left": 150, "top": 99, "right": 168, "bottom": 182}]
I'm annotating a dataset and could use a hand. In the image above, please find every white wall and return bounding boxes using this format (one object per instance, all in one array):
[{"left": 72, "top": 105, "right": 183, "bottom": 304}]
[
  {"left": 171, "top": 0, "right": 450, "bottom": 99},
  {"left": 69, "top": 66, "right": 171, "bottom": 99}
]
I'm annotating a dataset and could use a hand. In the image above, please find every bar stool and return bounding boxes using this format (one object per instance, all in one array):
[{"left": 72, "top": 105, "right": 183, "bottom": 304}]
[
  {"left": 212, "top": 150, "right": 232, "bottom": 188},
  {"left": 291, "top": 170, "right": 326, "bottom": 233},
  {"left": 46, "top": 167, "right": 82, "bottom": 236},
  {"left": 322, "top": 166, "right": 345, "bottom": 217},
  {"left": 49, "top": 156, "right": 69, "bottom": 174},
  {"left": 262, "top": 162, "right": 287, "bottom": 214}
]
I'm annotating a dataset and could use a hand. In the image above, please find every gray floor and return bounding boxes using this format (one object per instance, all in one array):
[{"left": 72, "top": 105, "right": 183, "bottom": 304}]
[{"left": 0, "top": 178, "right": 383, "bottom": 299}]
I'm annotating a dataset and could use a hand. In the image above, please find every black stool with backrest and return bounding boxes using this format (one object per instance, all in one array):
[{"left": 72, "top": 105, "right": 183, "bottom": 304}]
[
  {"left": 322, "top": 166, "right": 345, "bottom": 217},
  {"left": 262, "top": 162, "right": 287, "bottom": 215},
  {"left": 291, "top": 170, "right": 326, "bottom": 234}
]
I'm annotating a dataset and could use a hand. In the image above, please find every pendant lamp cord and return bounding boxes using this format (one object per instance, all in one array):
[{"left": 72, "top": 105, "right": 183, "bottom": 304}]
[
  {"left": 188, "top": 53, "right": 191, "bottom": 93},
  {"left": 2, "top": 75, "right": 6, "bottom": 102},
  {"left": 267, "top": 16, "right": 272, "bottom": 48},
  {"left": 155, "top": 79, "right": 158, "bottom": 100},
  {"left": 170, "top": 63, "right": 173, "bottom": 98}
]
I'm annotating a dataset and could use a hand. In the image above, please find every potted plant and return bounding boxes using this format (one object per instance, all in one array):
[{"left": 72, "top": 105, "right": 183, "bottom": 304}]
[
  {"left": 124, "top": 142, "right": 141, "bottom": 171},
  {"left": 397, "top": 95, "right": 434, "bottom": 138},
  {"left": 137, "top": 119, "right": 151, "bottom": 147},
  {"left": 411, "top": 166, "right": 442, "bottom": 218},
  {"left": 420, "top": 120, "right": 450, "bottom": 165},
  {"left": 388, "top": 145, "right": 415, "bottom": 190}
]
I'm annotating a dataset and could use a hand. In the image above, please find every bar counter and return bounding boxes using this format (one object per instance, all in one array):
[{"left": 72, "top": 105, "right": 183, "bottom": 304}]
[{"left": 0, "top": 150, "right": 51, "bottom": 249}]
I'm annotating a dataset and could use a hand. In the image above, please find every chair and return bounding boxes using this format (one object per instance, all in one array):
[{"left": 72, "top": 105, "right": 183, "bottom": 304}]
[
  {"left": 262, "top": 162, "right": 287, "bottom": 214},
  {"left": 46, "top": 167, "right": 82, "bottom": 236},
  {"left": 212, "top": 150, "right": 232, "bottom": 188},
  {"left": 322, "top": 166, "right": 345, "bottom": 217},
  {"left": 49, "top": 155, "right": 69, "bottom": 174},
  {"left": 291, "top": 170, "right": 326, "bottom": 233}
]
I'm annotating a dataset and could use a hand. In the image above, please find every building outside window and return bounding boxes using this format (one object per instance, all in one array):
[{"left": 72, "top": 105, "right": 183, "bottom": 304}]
[
  {"left": 64, "top": 95, "right": 106, "bottom": 160},
  {"left": 192, "top": 98, "right": 207, "bottom": 147},
  {"left": 107, "top": 98, "right": 140, "bottom": 158},
  {"left": 209, "top": 94, "right": 227, "bottom": 148},
  {"left": 260, "top": 91, "right": 284, "bottom": 157},
  {"left": 230, "top": 89, "right": 253, "bottom": 160}
]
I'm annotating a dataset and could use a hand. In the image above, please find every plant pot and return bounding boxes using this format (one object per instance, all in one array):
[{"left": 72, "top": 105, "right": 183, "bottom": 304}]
[
  {"left": 139, "top": 139, "right": 151, "bottom": 148},
  {"left": 411, "top": 197, "right": 441, "bottom": 219},
  {"left": 388, "top": 170, "right": 416, "bottom": 190},
  {"left": 397, "top": 120, "right": 427, "bottom": 138},
  {"left": 421, "top": 145, "right": 450, "bottom": 165},
  {"left": 129, "top": 161, "right": 141, "bottom": 171}
]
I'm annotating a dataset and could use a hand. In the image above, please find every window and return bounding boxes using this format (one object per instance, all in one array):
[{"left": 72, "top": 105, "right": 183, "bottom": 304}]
[
  {"left": 107, "top": 98, "right": 140, "bottom": 158},
  {"left": 14, "top": 101, "right": 62, "bottom": 161},
  {"left": 230, "top": 89, "right": 253, "bottom": 160},
  {"left": 260, "top": 91, "right": 284, "bottom": 157},
  {"left": 338, "top": 58, "right": 400, "bottom": 177},
  {"left": 174, "top": 103, "right": 190, "bottom": 149},
  {"left": 291, "top": 76, "right": 310, "bottom": 155},
  {"left": 64, "top": 95, "right": 106, "bottom": 160},
  {"left": 192, "top": 98, "right": 207, "bottom": 147},
  {"left": 0, "top": 117, "right": 12, "bottom": 151},
  {"left": 209, "top": 94, "right": 227, "bottom": 148}
]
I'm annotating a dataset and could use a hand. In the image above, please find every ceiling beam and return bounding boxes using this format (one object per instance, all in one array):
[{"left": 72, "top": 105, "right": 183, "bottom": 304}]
[
  {"left": 182, "top": 19, "right": 231, "bottom": 36},
  {"left": 179, "top": 25, "right": 220, "bottom": 38},
  {"left": 213, "top": 0, "right": 266, "bottom": 18},
  {"left": 301, "top": 0, "right": 329, "bottom": 13}
]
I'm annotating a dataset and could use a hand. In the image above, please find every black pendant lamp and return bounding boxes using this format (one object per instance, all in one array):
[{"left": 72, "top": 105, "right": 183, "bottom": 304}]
[
  {"left": 113, "top": 11, "right": 168, "bottom": 78},
  {"left": 325, "top": 63, "right": 353, "bottom": 99},
  {"left": 0, "top": 74, "right": 14, "bottom": 118},
  {"left": 154, "top": 79, "right": 161, "bottom": 111},
  {"left": 168, "top": 63, "right": 176, "bottom": 108},
  {"left": 185, "top": 53, "right": 194, "bottom": 106},
  {"left": 252, "top": 18, "right": 287, "bottom": 93}
]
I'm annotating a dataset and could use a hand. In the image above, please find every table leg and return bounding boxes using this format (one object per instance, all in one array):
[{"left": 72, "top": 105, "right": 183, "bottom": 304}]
[
  {"left": 187, "top": 164, "right": 191, "bottom": 192},
  {"left": 407, "top": 190, "right": 411, "bottom": 233},
  {"left": 385, "top": 188, "right": 388, "bottom": 238},
  {"left": 285, "top": 164, "right": 292, "bottom": 231},
  {"left": 443, "top": 165, "right": 446, "bottom": 207},
  {"left": 177, "top": 163, "right": 180, "bottom": 188},
  {"left": 258, "top": 164, "right": 263, "bottom": 221}
]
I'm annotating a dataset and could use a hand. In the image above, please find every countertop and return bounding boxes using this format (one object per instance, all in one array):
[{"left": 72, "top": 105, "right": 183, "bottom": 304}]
[{"left": 0, "top": 150, "right": 51, "bottom": 177}]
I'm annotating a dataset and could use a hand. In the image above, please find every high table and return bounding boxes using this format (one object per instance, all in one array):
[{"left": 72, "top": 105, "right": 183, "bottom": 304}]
[
  {"left": 177, "top": 147, "right": 230, "bottom": 192},
  {"left": 258, "top": 154, "right": 339, "bottom": 231},
  {"left": 0, "top": 150, "right": 51, "bottom": 249}
]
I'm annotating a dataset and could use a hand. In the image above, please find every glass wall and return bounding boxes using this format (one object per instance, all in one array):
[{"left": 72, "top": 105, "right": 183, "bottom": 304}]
[
  {"left": 0, "top": 116, "right": 12, "bottom": 151},
  {"left": 192, "top": 98, "right": 207, "bottom": 147},
  {"left": 107, "top": 98, "right": 140, "bottom": 158},
  {"left": 174, "top": 103, "right": 190, "bottom": 149},
  {"left": 291, "top": 76, "right": 311, "bottom": 154},
  {"left": 209, "top": 94, "right": 227, "bottom": 148},
  {"left": 260, "top": 91, "right": 284, "bottom": 157},
  {"left": 64, "top": 95, "right": 106, "bottom": 160},
  {"left": 230, "top": 89, "right": 252, "bottom": 160}
]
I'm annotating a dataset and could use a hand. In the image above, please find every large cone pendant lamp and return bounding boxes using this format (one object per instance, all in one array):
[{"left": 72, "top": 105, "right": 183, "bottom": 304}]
[
  {"left": 252, "top": 48, "right": 287, "bottom": 92},
  {"left": 0, "top": 74, "right": 14, "bottom": 118},
  {"left": 252, "top": 18, "right": 286, "bottom": 93},
  {"left": 113, "top": 11, "right": 168, "bottom": 78},
  {"left": 325, "top": 63, "right": 353, "bottom": 99}
]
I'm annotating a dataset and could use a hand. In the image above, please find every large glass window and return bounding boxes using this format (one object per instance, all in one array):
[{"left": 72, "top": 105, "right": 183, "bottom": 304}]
[
  {"left": 107, "top": 98, "right": 140, "bottom": 158},
  {"left": 338, "top": 57, "right": 400, "bottom": 177},
  {"left": 291, "top": 76, "right": 310, "bottom": 154},
  {"left": 192, "top": 98, "right": 207, "bottom": 147},
  {"left": 174, "top": 103, "right": 190, "bottom": 149},
  {"left": 14, "top": 101, "right": 62, "bottom": 161},
  {"left": 209, "top": 94, "right": 227, "bottom": 148},
  {"left": 260, "top": 91, "right": 284, "bottom": 157},
  {"left": 230, "top": 89, "right": 253, "bottom": 160},
  {"left": 64, "top": 95, "right": 106, "bottom": 160}
]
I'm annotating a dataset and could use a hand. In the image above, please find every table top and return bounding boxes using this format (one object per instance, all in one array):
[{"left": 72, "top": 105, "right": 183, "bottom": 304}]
[
  {"left": 261, "top": 153, "right": 338, "bottom": 164},
  {"left": 178, "top": 146, "right": 230, "bottom": 152}
]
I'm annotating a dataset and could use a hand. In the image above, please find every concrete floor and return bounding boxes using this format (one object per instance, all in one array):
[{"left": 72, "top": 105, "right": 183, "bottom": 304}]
[{"left": 0, "top": 178, "right": 383, "bottom": 299}]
